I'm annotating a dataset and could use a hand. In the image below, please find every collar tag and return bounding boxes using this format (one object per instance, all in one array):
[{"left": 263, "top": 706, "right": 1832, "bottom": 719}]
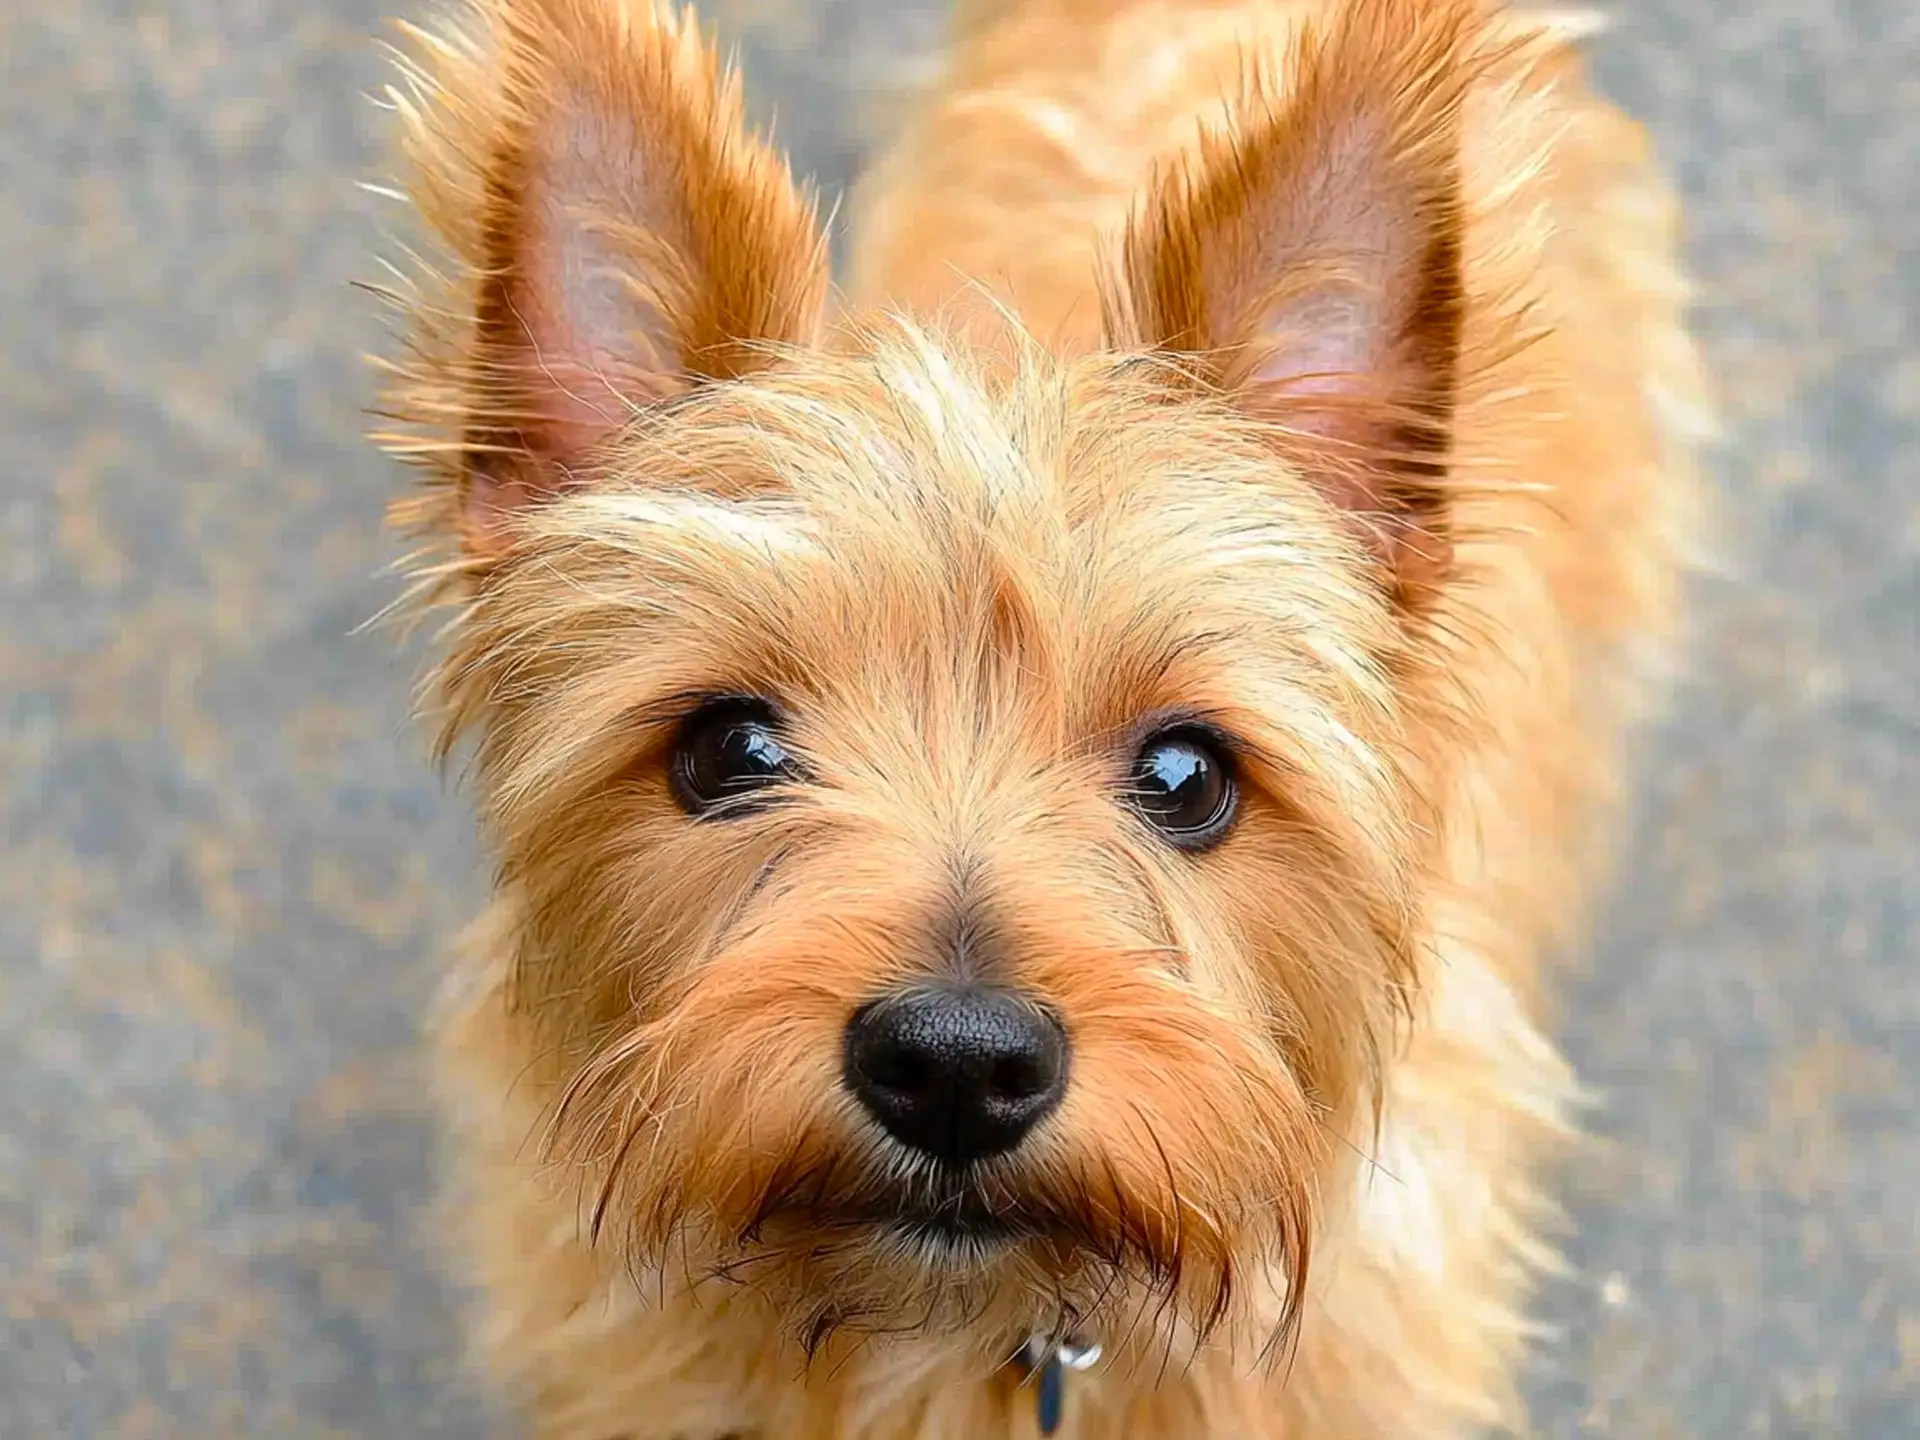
[{"left": 1014, "top": 1333, "right": 1102, "bottom": 1436}]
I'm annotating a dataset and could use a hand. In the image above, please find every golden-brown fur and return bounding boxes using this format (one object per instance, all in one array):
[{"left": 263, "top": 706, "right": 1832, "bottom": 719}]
[{"left": 368, "top": 0, "right": 1712, "bottom": 1434}]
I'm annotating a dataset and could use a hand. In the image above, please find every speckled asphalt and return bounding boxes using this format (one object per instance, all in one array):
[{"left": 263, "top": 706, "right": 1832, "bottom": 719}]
[{"left": 4, "top": 1, "right": 1916, "bottom": 1435}]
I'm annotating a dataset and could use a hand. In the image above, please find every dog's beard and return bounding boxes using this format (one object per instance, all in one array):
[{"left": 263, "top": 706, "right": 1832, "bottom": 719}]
[
  {"left": 534, "top": 887, "right": 1346, "bottom": 1367},
  {"left": 572, "top": 1117, "right": 1309, "bottom": 1365}
]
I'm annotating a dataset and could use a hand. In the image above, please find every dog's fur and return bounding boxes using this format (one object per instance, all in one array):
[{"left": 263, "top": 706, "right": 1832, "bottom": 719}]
[{"left": 369, "top": 0, "right": 1711, "bottom": 1434}]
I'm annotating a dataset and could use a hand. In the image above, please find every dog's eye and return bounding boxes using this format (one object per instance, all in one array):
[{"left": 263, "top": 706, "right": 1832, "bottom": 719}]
[
  {"left": 670, "top": 699, "right": 798, "bottom": 816},
  {"left": 1125, "top": 728, "right": 1237, "bottom": 850}
]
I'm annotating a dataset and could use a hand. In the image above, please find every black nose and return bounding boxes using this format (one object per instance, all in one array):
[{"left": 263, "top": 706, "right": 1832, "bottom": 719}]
[{"left": 843, "top": 984, "right": 1068, "bottom": 1165}]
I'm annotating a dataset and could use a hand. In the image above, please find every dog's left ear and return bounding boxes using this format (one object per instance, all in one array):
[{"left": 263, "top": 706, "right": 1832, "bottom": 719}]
[{"left": 1112, "top": 0, "right": 1484, "bottom": 601}]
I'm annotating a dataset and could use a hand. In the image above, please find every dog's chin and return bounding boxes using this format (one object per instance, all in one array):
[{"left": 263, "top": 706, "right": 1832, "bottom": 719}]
[
  {"left": 693, "top": 1176, "right": 1267, "bottom": 1359},
  {"left": 877, "top": 1202, "right": 1030, "bottom": 1275},
  {"left": 761, "top": 1181, "right": 1038, "bottom": 1275},
  {"left": 693, "top": 1190, "right": 1058, "bottom": 1349},
  {"left": 729, "top": 1153, "right": 1054, "bottom": 1271}
]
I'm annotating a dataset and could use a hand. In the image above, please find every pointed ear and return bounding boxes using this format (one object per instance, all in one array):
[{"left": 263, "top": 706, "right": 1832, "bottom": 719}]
[
  {"left": 1112, "top": 0, "right": 1485, "bottom": 602},
  {"left": 394, "top": 0, "right": 828, "bottom": 553}
]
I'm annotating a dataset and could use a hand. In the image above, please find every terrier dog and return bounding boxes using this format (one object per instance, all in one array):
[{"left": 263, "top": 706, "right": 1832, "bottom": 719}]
[{"left": 370, "top": 0, "right": 1711, "bottom": 1434}]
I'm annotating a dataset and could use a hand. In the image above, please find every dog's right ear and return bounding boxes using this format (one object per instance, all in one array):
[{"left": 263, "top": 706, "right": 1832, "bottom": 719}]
[
  {"left": 1107, "top": 0, "right": 1489, "bottom": 607},
  {"left": 385, "top": 0, "right": 828, "bottom": 555}
]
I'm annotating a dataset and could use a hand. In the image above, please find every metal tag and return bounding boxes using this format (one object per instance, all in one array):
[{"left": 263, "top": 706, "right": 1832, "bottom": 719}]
[{"left": 1014, "top": 1332, "right": 1102, "bottom": 1436}]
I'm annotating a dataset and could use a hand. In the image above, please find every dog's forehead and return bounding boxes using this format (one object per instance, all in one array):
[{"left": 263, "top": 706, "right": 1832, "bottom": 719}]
[
  {"left": 575, "top": 353, "right": 1371, "bottom": 637},
  {"left": 567, "top": 335, "right": 1363, "bottom": 599},
  {"left": 599, "top": 327, "right": 1354, "bottom": 571},
  {"left": 498, "top": 328, "right": 1400, "bottom": 766}
]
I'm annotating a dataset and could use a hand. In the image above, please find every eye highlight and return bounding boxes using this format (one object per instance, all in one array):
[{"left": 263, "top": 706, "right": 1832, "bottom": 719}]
[
  {"left": 1124, "top": 726, "right": 1238, "bottom": 851},
  {"left": 670, "top": 698, "right": 799, "bottom": 817}
]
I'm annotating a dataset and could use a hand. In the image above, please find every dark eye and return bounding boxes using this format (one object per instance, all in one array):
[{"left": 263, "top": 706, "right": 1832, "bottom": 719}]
[
  {"left": 1125, "top": 728, "right": 1237, "bottom": 850},
  {"left": 670, "top": 699, "right": 798, "bottom": 816}
]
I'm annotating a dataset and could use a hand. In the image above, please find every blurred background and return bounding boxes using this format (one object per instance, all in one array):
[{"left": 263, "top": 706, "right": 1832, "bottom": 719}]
[{"left": 3, "top": 0, "right": 1915, "bottom": 1435}]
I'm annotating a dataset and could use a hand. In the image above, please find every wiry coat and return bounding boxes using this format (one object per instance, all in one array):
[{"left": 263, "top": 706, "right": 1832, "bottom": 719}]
[{"left": 368, "top": 0, "right": 1712, "bottom": 1435}]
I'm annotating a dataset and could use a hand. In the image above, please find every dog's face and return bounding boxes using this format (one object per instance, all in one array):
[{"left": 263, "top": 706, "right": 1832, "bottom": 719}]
[{"left": 383, "top": 0, "right": 1481, "bottom": 1363}]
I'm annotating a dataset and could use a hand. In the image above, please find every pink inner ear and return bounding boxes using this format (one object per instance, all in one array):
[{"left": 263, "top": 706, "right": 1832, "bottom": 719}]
[
  {"left": 1228, "top": 126, "right": 1436, "bottom": 421},
  {"left": 1224, "top": 150, "right": 1462, "bottom": 590},
  {"left": 1249, "top": 288, "right": 1388, "bottom": 400},
  {"left": 518, "top": 103, "right": 692, "bottom": 445},
  {"left": 465, "top": 106, "right": 693, "bottom": 536},
  {"left": 1231, "top": 114, "right": 1461, "bottom": 525},
  {"left": 1243, "top": 272, "right": 1433, "bottom": 461}
]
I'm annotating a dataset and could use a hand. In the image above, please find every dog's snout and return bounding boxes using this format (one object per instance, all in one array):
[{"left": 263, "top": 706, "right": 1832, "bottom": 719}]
[{"left": 843, "top": 984, "right": 1068, "bottom": 1165}]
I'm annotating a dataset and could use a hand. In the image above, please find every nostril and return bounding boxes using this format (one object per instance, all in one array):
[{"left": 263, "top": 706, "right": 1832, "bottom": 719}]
[
  {"left": 859, "top": 1036, "right": 928, "bottom": 1095},
  {"left": 989, "top": 1050, "right": 1050, "bottom": 1102}
]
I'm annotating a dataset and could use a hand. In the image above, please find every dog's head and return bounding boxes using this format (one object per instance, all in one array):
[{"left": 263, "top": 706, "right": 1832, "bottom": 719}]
[{"left": 379, "top": 0, "right": 1503, "bottom": 1366}]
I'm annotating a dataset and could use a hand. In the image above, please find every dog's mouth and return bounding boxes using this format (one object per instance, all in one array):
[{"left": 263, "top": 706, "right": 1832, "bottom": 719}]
[
  {"left": 794, "top": 1181, "right": 1042, "bottom": 1266},
  {"left": 738, "top": 1159, "right": 1096, "bottom": 1277},
  {"left": 890, "top": 1196, "right": 1027, "bottom": 1250}
]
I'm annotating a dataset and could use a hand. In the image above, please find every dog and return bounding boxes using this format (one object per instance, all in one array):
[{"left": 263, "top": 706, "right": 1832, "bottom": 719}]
[{"left": 368, "top": 0, "right": 1711, "bottom": 1434}]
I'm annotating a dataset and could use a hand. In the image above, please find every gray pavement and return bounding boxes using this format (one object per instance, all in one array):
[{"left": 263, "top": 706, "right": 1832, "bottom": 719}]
[{"left": 3, "top": 0, "right": 1916, "bottom": 1435}]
